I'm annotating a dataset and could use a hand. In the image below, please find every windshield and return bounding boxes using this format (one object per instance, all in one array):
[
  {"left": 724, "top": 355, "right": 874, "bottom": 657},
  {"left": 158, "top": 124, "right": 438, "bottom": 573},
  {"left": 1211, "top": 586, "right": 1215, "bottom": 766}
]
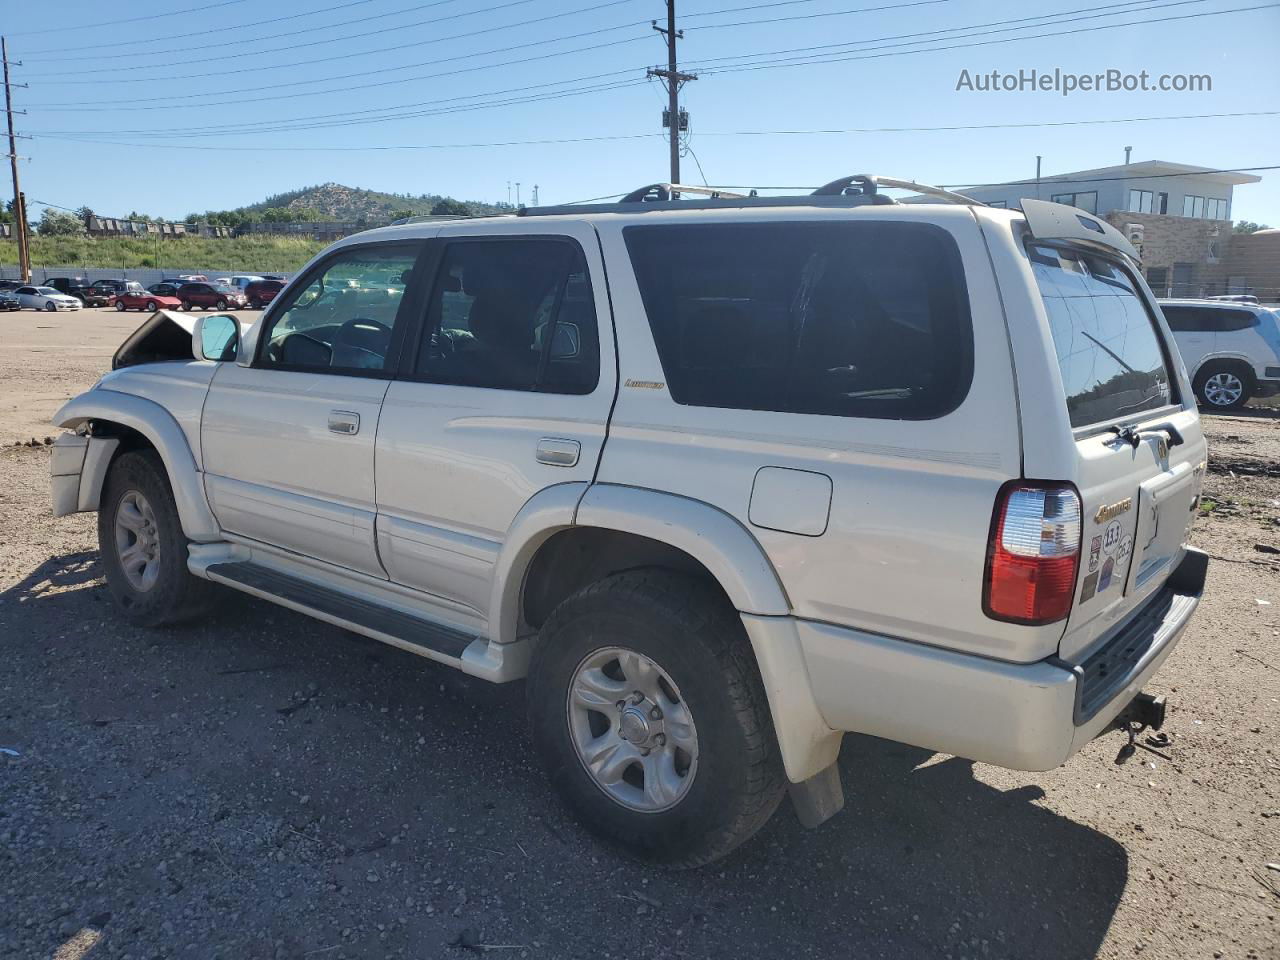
[
  {"left": 1029, "top": 243, "right": 1173, "bottom": 428},
  {"left": 34, "top": 287, "right": 57, "bottom": 294}
]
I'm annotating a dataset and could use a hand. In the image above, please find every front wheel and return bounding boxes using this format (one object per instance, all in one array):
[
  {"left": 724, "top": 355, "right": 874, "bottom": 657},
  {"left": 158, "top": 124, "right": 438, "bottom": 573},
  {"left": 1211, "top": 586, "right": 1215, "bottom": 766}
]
[
  {"left": 45, "top": 301, "right": 57, "bottom": 312},
  {"left": 215, "top": 299, "right": 227, "bottom": 311},
  {"left": 1194, "top": 362, "right": 1254, "bottom": 410},
  {"left": 98, "top": 450, "right": 212, "bottom": 626},
  {"left": 527, "top": 571, "right": 785, "bottom": 868},
  {"left": 145, "top": 300, "right": 158, "bottom": 312},
  {"left": 181, "top": 302, "right": 192, "bottom": 311},
  {"left": 115, "top": 300, "right": 127, "bottom": 311}
]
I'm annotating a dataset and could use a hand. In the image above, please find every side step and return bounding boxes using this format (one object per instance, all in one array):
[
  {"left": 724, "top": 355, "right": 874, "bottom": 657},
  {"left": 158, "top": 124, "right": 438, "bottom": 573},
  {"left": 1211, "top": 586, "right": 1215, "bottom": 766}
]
[{"left": 205, "top": 561, "right": 473, "bottom": 660}]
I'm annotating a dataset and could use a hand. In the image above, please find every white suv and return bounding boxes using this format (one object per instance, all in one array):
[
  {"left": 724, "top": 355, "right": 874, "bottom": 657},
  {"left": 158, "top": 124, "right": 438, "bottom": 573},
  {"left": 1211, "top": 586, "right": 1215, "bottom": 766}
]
[
  {"left": 50, "top": 179, "right": 1209, "bottom": 867},
  {"left": 1158, "top": 298, "right": 1280, "bottom": 409}
]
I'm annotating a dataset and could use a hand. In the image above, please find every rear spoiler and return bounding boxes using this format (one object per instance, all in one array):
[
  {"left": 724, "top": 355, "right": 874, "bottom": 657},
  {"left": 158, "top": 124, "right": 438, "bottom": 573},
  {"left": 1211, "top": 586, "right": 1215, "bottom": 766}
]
[{"left": 1019, "top": 199, "right": 1140, "bottom": 262}]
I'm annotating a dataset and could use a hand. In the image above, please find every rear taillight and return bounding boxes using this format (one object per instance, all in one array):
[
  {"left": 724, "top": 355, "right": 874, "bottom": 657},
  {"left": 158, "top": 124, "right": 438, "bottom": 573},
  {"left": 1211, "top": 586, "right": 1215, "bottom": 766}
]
[{"left": 984, "top": 482, "right": 1082, "bottom": 625}]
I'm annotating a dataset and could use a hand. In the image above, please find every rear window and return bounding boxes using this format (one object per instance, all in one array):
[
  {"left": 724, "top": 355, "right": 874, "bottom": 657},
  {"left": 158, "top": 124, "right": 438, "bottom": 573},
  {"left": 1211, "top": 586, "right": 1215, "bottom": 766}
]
[
  {"left": 624, "top": 221, "right": 973, "bottom": 420},
  {"left": 1029, "top": 244, "right": 1174, "bottom": 428}
]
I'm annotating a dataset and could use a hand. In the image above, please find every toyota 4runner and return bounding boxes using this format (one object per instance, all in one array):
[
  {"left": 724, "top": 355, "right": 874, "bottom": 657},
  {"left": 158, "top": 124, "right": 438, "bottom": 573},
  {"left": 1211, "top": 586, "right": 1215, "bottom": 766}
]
[{"left": 50, "top": 177, "right": 1209, "bottom": 867}]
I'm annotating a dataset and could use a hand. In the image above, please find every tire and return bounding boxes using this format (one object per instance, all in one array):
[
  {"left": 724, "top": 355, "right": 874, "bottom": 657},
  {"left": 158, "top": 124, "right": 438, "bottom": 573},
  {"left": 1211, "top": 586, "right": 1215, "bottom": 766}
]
[
  {"left": 145, "top": 300, "right": 157, "bottom": 312},
  {"left": 248, "top": 298, "right": 261, "bottom": 310},
  {"left": 98, "top": 450, "right": 212, "bottom": 627},
  {"left": 1193, "top": 361, "right": 1254, "bottom": 411},
  {"left": 527, "top": 570, "right": 785, "bottom": 868},
  {"left": 182, "top": 302, "right": 192, "bottom": 311},
  {"left": 215, "top": 299, "right": 227, "bottom": 311},
  {"left": 45, "top": 301, "right": 57, "bottom": 312},
  {"left": 115, "top": 300, "right": 126, "bottom": 311}
]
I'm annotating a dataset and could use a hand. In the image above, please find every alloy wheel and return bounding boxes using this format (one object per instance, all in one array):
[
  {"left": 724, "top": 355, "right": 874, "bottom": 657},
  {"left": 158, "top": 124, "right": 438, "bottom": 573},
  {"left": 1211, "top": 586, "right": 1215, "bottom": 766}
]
[
  {"left": 1204, "top": 371, "right": 1244, "bottom": 407},
  {"left": 566, "top": 647, "right": 698, "bottom": 813},
  {"left": 113, "top": 489, "right": 162, "bottom": 592}
]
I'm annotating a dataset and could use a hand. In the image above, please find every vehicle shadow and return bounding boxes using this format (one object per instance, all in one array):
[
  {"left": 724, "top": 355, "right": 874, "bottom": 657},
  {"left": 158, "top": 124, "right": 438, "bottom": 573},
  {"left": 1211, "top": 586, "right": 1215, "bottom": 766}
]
[{"left": 2, "top": 569, "right": 1127, "bottom": 960}]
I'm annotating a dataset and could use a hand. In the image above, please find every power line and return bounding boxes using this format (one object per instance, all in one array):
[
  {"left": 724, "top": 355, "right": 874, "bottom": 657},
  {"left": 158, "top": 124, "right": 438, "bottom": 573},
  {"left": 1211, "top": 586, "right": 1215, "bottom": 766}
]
[
  {"left": 20, "top": 0, "right": 455, "bottom": 59},
  {"left": 20, "top": 0, "right": 637, "bottom": 81},
  {"left": 26, "top": 111, "right": 1277, "bottom": 153},
  {"left": 4, "top": 0, "right": 251, "bottom": 36}
]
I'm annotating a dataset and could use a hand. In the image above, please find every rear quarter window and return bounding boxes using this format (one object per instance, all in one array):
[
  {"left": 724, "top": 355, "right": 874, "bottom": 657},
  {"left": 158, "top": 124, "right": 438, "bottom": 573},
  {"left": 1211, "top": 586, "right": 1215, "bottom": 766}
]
[
  {"left": 1029, "top": 244, "right": 1174, "bottom": 428},
  {"left": 624, "top": 220, "right": 974, "bottom": 420}
]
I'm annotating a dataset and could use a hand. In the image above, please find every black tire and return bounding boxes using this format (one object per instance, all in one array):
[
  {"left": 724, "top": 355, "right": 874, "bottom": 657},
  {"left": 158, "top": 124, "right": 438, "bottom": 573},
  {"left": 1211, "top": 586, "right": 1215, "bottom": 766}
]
[
  {"left": 248, "top": 297, "right": 261, "bottom": 310},
  {"left": 527, "top": 570, "right": 785, "bottom": 868},
  {"left": 145, "top": 300, "right": 157, "bottom": 312},
  {"left": 181, "top": 302, "right": 192, "bottom": 311},
  {"left": 1193, "top": 361, "right": 1254, "bottom": 411},
  {"left": 98, "top": 450, "right": 212, "bottom": 627},
  {"left": 45, "top": 301, "right": 57, "bottom": 312},
  {"left": 115, "top": 300, "right": 126, "bottom": 311}
]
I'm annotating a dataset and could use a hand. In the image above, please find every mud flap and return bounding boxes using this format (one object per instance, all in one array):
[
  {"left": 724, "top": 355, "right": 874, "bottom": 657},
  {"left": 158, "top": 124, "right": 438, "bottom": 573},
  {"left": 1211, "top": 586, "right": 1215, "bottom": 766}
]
[{"left": 788, "top": 761, "right": 845, "bottom": 828}]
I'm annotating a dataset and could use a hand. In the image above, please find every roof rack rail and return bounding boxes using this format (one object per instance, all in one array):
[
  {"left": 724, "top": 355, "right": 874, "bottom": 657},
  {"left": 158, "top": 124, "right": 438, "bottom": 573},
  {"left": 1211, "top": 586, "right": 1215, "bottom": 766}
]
[
  {"left": 517, "top": 174, "right": 977, "bottom": 217},
  {"left": 813, "top": 175, "right": 984, "bottom": 206}
]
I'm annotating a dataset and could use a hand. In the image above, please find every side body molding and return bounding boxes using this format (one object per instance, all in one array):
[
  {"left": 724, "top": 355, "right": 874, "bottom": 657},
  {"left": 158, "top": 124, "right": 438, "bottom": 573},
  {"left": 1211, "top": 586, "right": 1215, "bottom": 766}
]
[
  {"left": 575, "top": 484, "right": 791, "bottom": 616},
  {"left": 55, "top": 389, "right": 221, "bottom": 542}
]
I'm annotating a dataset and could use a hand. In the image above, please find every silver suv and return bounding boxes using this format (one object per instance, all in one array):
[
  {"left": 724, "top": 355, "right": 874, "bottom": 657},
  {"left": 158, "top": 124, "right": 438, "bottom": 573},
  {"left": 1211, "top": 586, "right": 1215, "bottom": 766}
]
[{"left": 50, "top": 177, "right": 1209, "bottom": 867}]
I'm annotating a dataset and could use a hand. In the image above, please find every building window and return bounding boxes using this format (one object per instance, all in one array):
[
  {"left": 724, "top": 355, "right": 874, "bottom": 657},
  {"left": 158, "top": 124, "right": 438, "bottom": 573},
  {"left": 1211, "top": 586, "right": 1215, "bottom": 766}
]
[
  {"left": 1050, "top": 191, "right": 1098, "bottom": 214},
  {"left": 1206, "top": 197, "right": 1229, "bottom": 220},
  {"left": 1146, "top": 266, "right": 1168, "bottom": 295},
  {"left": 1157, "top": 192, "right": 1169, "bottom": 214},
  {"left": 1182, "top": 195, "right": 1206, "bottom": 218},
  {"left": 1128, "top": 189, "right": 1154, "bottom": 213}
]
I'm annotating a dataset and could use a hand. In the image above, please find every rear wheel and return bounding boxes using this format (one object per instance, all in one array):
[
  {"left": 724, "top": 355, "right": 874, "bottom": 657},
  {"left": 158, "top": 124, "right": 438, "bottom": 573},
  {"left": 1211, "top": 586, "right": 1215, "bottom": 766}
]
[
  {"left": 248, "top": 297, "right": 261, "bottom": 309},
  {"left": 1194, "top": 362, "right": 1254, "bottom": 410},
  {"left": 98, "top": 450, "right": 212, "bottom": 626},
  {"left": 527, "top": 570, "right": 785, "bottom": 868},
  {"left": 145, "top": 300, "right": 157, "bottom": 312}
]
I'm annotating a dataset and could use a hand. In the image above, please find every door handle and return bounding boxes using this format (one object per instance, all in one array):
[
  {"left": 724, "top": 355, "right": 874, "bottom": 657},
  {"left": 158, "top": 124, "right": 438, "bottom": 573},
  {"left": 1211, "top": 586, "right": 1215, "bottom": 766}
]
[
  {"left": 328, "top": 410, "right": 360, "bottom": 435},
  {"left": 536, "top": 437, "right": 581, "bottom": 467}
]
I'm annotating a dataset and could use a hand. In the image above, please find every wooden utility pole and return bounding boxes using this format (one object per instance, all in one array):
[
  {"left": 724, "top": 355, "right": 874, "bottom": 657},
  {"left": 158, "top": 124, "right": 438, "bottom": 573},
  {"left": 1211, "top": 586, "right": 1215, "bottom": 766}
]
[
  {"left": 647, "top": 0, "right": 695, "bottom": 187},
  {"left": 2, "top": 36, "right": 29, "bottom": 282}
]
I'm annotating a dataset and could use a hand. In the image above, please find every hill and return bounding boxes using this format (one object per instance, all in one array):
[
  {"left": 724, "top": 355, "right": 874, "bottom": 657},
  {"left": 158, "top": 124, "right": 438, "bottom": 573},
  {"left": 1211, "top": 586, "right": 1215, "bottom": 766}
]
[
  {"left": 1, "top": 233, "right": 326, "bottom": 273},
  {"left": 244, "top": 183, "right": 509, "bottom": 221}
]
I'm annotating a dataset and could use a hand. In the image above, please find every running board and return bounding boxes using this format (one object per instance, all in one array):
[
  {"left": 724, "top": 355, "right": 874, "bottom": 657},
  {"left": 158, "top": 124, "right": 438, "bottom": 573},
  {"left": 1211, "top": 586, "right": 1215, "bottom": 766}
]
[{"left": 206, "top": 560, "right": 475, "bottom": 663}]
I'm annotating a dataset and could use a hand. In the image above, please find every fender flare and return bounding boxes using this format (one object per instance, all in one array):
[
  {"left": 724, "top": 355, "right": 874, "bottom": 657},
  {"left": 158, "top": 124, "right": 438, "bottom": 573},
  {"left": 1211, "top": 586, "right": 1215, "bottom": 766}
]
[
  {"left": 55, "top": 389, "right": 221, "bottom": 541},
  {"left": 1189, "top": 351, "right": 1257, "bottom": 384}
]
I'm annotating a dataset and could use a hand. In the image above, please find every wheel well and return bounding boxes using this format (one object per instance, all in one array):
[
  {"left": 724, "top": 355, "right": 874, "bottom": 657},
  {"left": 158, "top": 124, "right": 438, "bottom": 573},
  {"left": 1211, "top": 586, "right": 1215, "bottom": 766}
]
[
  {"left": 1195, "top": 357, "right": 1255, "bottom": 385},
  {"left": 521, "top": 528, "right": 734, "bottom": 631},
  {"left": 88, "top": 420, "right": 155, "bottom": 459}
]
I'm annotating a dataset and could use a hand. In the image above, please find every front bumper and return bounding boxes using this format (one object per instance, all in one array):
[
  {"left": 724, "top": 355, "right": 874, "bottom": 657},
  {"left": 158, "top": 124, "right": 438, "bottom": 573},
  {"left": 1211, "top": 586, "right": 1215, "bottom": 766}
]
[{"left": 794, "top": 548, "right": 1207, "bottom": 772}]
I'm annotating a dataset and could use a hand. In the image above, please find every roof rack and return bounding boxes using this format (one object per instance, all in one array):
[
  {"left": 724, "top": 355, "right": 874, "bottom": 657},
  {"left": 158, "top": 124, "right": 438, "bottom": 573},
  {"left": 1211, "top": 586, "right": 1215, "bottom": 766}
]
[{"left": 517, "top": 174, "right": 982, "bottom": 217}]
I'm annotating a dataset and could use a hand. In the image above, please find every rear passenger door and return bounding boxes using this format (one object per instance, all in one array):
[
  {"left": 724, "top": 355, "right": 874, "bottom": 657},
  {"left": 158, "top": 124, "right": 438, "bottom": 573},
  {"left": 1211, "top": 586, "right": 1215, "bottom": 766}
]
[
  {"left": 1160, "top": 305, "right": 1215, "bottom": 378},
  {"left": 375, "top": 222, "right": 615, "bottom": 621}
]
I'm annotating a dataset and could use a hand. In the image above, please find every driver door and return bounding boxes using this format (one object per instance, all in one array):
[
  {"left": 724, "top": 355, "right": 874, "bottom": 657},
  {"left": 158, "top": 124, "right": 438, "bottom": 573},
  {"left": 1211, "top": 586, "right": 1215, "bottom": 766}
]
[{"left": 201, "top": 240, "right": 428, "bottom": 577}]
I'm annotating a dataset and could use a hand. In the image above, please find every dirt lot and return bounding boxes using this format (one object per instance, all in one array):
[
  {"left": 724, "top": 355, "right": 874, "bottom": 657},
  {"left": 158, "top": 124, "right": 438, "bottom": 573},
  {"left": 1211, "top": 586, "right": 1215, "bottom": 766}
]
[{"left": 1, "top": 307, "right": 1277, "bottom": 960}]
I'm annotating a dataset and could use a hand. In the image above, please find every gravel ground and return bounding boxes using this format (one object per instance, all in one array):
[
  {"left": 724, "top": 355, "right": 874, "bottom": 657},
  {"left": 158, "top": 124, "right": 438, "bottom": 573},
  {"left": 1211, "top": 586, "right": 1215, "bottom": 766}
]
[{"left": 1, "top": 308, "right": 1277, "bottom": 960}]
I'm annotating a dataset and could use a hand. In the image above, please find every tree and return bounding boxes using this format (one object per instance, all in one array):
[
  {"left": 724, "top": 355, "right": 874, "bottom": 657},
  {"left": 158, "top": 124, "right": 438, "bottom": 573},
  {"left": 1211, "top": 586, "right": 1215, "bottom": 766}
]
[
  {"left": 387, "top": 208, "right": 415, "bottom": 222},
  {"left": 430, "top": 198, "right": 471, "bottom": 217},
  {"left": 36, "top": 208, "right": 85, "bottom": 236},
  {"left": 1233, "top": 221, "right": 1271, "bottom": 234},
  {"left": 74, "top": 206, "right": 95, "bottom": 224}
]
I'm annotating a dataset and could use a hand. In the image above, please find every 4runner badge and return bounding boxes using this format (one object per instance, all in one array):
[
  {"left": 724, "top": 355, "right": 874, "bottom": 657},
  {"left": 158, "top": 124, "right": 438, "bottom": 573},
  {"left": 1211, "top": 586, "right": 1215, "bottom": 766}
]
[
  {"left": 624, "top": 379, "right": 665, "bottom": 390},
  {"left": 1094, "top": 498, "right": 1133, "bottom": 525}
]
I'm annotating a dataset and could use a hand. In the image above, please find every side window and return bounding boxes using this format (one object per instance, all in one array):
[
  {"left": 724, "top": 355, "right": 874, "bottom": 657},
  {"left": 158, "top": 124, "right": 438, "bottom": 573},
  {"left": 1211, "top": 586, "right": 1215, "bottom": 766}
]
[
  {"left": 624, "top": 221, "right": 973, "bottom": 420},
  {"left": 414, "top": 238, "right": 600, "bottom": 394},
  {"left": 1160, "top": 306, "right": 1203, "bottom": 332},
  {"left": 261, "top": 243, "right": 419, "bottom": 374},
  {"left": 1216, "top": 308, "right": 1258, "bottom": 332}
]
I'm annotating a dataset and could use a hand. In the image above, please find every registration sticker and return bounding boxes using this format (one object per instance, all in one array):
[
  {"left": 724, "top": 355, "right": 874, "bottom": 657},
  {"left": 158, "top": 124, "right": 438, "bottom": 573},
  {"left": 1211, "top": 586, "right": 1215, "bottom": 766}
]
[
  {"left": 1099, "top": 557, "right": 1115, "bottom": 592},
  {"left": 1080, "top": 571, "right": 1099, "bottom": 602}
]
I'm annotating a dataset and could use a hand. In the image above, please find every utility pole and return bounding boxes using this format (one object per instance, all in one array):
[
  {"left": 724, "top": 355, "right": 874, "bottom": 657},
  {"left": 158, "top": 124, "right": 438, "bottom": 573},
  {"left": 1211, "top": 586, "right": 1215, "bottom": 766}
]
[
  {"left": 515, "top": 182, "right": 521, "bottom": 207},
  {"left": 531, "top": 184, "right": 539, "bottom": 207},
  {"left": 648, "top": 0, "right": 695, "bottom": 187},
  {"left": 2, "top": 36, "right": 30, "bottom": 282}
]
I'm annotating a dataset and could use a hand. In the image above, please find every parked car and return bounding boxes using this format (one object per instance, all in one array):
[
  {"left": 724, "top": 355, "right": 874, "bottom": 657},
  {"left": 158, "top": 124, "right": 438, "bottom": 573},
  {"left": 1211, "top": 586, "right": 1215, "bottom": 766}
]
[
  {"left": 244, "top": 278, "right": 284, "bottom": 308},
  {"left": 45, "top": 276, "right": 112, "bottom": 307},
  {"left": 148, "top": 283, "right": 183, "bottom": 298},
  {"left": 50, "top": 182, "right": 1208, "bottom": 867},
  {"left": 177, "top": 282, "right": 246, "bottom": 311},
  {"left": 89, "top": 279, "right": 146, "bottom": 302},
  {"left": 0, "top": 291, "right": 20, "bottom": 311},
  {"left": 114, "top": 289, "right": 183, "bottom": 312},
  {"left": 1158, "top": 298, "right": 1280, "bottom": 409},
  {"left": 229, "top": 275, "right": 263, "bottom": 293},
  {"left": 0, "top": 279, "right": 23, "bottom": 292},
  {"left": 14, "top": 285, "right": 82, "bottom": 311},
  {"left": 1207, "top": 294, "right": 1260, "bottom": 304}
]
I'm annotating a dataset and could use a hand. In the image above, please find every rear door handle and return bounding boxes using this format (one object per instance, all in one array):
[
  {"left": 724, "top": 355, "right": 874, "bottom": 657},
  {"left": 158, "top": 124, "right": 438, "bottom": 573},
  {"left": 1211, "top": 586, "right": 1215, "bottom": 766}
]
[
  {"left": 536, "top": 437, "right": 581, "bottom": 467},
  {"left": 328, "top": 410, "right": 360, "bottom": 435}
]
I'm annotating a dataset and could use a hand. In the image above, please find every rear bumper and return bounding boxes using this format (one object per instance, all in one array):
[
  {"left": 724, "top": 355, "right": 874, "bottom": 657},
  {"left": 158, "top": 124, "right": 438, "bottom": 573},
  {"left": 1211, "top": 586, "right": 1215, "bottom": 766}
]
[{"left": 793, "top": 548, "right": 1207, "bottom": 772}]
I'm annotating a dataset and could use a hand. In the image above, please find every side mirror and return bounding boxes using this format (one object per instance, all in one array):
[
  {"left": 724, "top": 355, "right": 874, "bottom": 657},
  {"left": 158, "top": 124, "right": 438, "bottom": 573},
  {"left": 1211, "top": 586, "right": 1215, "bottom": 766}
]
[{"left": 192, "top": 313, "right": 240, "bottom": 362}]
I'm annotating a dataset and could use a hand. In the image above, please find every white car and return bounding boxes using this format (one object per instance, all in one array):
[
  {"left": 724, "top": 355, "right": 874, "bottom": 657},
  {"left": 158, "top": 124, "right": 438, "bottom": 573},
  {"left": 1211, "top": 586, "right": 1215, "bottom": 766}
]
[
  {"left": 49, "top": 180, "right": 1208, "bottom": 866},
  {"left": 229, "top": 274, "right": 264, "bottom": 292},
  {"left": 14, "top": 285, "right": 83, "bottom": 311},
  {"left": 1158, "top": 299, "right": 1280, "bottom": 409}
]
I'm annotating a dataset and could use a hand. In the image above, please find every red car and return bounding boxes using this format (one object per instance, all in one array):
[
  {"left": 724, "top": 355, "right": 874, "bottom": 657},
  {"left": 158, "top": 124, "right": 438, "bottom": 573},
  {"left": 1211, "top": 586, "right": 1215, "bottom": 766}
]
[
  {"left": 177, "top": 282, "right": 247, "bottom": 311},
  {"left": 114, "top": 289, "right": 183, "bottom": 312},
  {"left": 244, "top": 278, "right": 285, "bottom": 309}
]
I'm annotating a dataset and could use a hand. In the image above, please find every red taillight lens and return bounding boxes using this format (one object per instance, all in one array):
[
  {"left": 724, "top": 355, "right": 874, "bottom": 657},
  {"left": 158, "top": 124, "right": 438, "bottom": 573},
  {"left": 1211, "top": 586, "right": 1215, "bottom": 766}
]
[{"left": 984, "top": 482, "right": 1082, "bottom": 625}]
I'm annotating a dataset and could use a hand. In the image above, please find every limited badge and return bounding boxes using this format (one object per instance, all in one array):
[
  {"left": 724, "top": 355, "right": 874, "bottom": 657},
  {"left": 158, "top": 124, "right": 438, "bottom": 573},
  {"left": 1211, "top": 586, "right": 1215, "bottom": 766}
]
[
  {"left": 1080, "top": 571, "right": 1099, "bottom": 602},
  {"left": 1099, "top": 556, "right": 1115, "bottom": 592},
  {"left": 1103, "top": 520, "right": 1123, "bottom": 555},
  {"left": 1089, "top": 535, "right": 1102, "bottom": 572}
]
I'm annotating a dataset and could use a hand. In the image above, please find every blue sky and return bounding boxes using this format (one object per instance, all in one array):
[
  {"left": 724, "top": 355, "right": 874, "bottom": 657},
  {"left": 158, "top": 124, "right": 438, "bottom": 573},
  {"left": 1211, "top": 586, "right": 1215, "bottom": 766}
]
[{"left": 6, "top": 0, "right": 1279, "bottom": 223}]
